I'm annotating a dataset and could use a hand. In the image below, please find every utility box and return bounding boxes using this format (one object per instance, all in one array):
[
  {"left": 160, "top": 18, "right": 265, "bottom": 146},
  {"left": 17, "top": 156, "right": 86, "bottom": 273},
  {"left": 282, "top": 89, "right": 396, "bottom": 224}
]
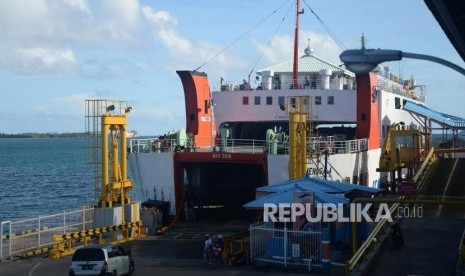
[{"left": 94, "top": 202, "right": 141, "bottom": 238}]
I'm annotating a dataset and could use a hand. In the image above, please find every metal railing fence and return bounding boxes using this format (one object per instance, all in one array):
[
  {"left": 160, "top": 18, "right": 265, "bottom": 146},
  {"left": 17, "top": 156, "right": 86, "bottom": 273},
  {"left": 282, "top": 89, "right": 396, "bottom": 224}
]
[
  {"left": 249, "top": 223, "right": 323, "bottom": 273},
  {"left": 1, "top": 206, "right": 94, "bottom": 260}
]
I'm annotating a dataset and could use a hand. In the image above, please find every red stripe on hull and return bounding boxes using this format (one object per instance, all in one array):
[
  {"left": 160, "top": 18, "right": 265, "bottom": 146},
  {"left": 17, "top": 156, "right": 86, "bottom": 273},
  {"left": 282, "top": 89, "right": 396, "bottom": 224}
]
[{"left": 355, "top": 73, "right": 380, "bottom": 150}]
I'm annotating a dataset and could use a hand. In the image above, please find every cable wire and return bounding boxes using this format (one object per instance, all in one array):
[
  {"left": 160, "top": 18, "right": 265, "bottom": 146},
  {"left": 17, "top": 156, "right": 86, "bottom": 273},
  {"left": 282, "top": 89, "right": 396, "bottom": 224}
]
[
  {"left": 194, "top": 0, "right": 293, "bottom": 72},
  {"left": 302, "top": 0, "right": 347, "bottom": 51},
  {"left": 248, "top": 1, "right": 294, "bottom": 79}
]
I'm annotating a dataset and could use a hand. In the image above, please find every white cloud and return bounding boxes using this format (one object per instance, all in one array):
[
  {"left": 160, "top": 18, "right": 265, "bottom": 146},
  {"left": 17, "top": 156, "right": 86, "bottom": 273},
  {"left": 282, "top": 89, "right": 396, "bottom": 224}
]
[
  {"left": 142, "top": 6, "right": 246, "bottom": 74},
  {"left": 98, "top": 0, "right": 142, "bottom": 42},
  {"left": 45, "top": 93, "right": 92, "bottom": 118},
  {"left": 19, "top": 93, "right": 94, "bottom": 133},
  {"left": 0, "top": 0, "right": 145, "bottom": 75},
  {"left": 100, "top": 0, "right": 141, "bottom": 27},
  {"left": 142, "top": 7, "right": 192, "bottom": 56},
  {"left": 253, "top": 35, "right": 293, "bottom": 65},
  {"left": 64, "top": 0, "right": 90, "bottom": 13},
  {"left": 302, "top": 30, "right": 343, "bottom": 64},
  {"left": 129, "top": 108, "right": 185, "bottom": 135},
  {"left": 14, "top": 48, "right": 77, "bottom": 75},
  {"left": 252, "top": 30, "right": 342, "bottom": 68},
  {"left": 50, "top": 92, "right": 90, "bottom": 106}
]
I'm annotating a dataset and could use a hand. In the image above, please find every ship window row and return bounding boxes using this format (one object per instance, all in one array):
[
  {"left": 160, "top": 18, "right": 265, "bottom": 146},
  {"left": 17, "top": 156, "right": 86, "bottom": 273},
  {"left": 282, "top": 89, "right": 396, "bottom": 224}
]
[{"left": 243, "top": 96, "right": 335, "bottom": 106}]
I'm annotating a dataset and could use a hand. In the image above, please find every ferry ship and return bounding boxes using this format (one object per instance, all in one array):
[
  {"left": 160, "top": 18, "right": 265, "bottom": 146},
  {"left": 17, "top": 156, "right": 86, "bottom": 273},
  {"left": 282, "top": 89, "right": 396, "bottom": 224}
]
[
  {"left": 126, "top": 130, "right": 138, "bottom": 139},
  {"left": 127, "top": 1, "right": 431, "bottom": 218}
]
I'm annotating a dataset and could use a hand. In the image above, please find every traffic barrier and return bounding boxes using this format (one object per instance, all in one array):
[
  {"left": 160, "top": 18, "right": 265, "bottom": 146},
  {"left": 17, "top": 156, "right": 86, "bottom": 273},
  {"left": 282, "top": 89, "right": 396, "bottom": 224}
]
[
  {"left": 223, "top": 232, "right": 249, "bottom": 263},
  {"left": 49, "top": 220, "right": 144, "bottom": 259}
]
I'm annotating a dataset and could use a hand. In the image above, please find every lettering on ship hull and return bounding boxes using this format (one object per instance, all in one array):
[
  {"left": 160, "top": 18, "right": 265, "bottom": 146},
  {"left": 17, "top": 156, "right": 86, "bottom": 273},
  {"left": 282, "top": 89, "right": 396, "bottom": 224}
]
[
  {"left": 306, "top": 166, "right": 332, "bottom": 176},
  {"left": 212, "top": 153, "right": 232, "bottom": 159}
]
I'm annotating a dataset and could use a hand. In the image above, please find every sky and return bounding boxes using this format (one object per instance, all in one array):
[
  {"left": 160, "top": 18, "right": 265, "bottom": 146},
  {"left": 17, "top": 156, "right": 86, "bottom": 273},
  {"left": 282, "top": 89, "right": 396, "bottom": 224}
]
[{"left": 0, "top": 0, "right": 464, "bottom": 136}]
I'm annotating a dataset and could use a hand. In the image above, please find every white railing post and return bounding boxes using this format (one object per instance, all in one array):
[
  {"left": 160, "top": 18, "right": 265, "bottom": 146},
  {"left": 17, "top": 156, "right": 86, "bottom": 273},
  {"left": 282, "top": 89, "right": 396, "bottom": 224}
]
[
  {"left": 8, "top": 223, "right": 12, "bottom": 260},
  {"left": 284, "top": 226, "right": 288, "bottom": 267},
  {"left": 38, "top": 216, "right": 41, "bottom": 249},
  {"left": 0, "top": 221, "right": 9, "bottom": 260},
  {"left": 82, "top": 208, "right": 85, "bottom": 231}
]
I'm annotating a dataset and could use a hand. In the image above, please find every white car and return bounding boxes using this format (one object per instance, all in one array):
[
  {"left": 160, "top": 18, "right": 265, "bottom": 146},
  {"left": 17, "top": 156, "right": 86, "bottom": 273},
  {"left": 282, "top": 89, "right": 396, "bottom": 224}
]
[{"left": 69, "top": 244, "right": 135, "bottom": 276}]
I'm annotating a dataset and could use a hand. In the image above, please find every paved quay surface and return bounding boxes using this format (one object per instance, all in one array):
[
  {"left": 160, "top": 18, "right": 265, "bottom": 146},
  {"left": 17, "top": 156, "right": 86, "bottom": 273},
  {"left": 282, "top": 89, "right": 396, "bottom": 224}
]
[
  {"left": 0, "top": 219, "right": 462, "bottom": 275},
  {"left": 0, "top": 220, "right": 324, "bottom": 276},
  {"left": 368, "top": 218, "right": 465, "bottom": 276},
  {"left": 0, "top": 238, "right": 328, "bottom": 276}
]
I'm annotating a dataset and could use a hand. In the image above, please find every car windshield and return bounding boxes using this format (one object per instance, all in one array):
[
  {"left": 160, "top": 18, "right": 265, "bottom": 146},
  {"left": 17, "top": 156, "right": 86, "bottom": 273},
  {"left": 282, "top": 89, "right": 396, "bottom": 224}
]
[{"left": 72, "top": 248, "right": 105, "bottom": 261}]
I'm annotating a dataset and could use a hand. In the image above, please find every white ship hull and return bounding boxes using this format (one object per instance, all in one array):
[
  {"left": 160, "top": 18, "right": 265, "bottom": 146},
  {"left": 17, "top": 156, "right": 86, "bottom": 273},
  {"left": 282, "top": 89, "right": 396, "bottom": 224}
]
[
  {"left": 128, "top": 148, "right": 382, "bottom": 215},
  {"left": 128, "top": 51, "right": 427, "bottom": 218}
]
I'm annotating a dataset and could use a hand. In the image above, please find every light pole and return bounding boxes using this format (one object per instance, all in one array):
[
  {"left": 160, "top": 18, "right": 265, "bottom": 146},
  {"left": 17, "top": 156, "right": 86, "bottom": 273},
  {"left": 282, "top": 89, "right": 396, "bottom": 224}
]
[
  {"left": 340, "top": 45, "right": 465, "bottom": 255},
  {"left": 340, "top": 47, "right": 465, "bottom": 76}
]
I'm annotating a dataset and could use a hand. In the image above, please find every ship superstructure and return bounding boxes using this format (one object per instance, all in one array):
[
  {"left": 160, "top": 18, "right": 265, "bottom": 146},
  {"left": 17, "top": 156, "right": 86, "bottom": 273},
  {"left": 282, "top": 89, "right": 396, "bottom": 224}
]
[{"left": 127, "top": 0, "right": 428, "bottom": 219}]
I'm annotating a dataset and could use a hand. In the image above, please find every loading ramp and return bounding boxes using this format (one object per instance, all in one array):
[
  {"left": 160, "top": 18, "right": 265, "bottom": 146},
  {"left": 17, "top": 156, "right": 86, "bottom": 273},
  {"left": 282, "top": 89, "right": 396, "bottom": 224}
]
[
  {"left": 348, "top": 148, "right": 465, "bottom": 275},
  {"left": 420, "top": 157, "right": 465, "bottom": 218}
]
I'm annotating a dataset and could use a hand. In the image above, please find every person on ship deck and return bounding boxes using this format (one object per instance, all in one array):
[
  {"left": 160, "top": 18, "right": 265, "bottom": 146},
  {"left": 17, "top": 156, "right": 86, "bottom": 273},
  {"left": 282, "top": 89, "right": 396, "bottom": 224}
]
[{"left": 303, "top": 76, "right": 310, "bottom": 89}]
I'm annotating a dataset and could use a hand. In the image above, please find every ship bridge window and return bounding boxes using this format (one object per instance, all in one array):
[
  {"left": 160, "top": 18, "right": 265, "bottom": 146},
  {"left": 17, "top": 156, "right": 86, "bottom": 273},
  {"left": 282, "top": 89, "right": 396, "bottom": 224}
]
[
  {"left": 395, "top": 97, "right": 401, "bottom": 109},
  {"left": 278, "top": 96, "right": 285, "bottom": 106},
  {"left": 243, "top": 96, "right": 249, "bottom": 105},
  {"left": 315, "top": 96, "right": 322, "bottom": 105},
  {"left": 254, "top": 96, "right": 261, "bottom": 105},
  {"left": 266, "top": 96, "right": 272, "bottom": 105},
  {"left": 327, "top": 96, "right": 334, "bottom": 105}
]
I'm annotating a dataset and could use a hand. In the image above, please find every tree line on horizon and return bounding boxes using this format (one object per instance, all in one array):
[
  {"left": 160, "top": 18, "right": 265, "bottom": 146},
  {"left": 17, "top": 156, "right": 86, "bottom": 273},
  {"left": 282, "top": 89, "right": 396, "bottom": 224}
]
[{"left": 0, "top": 132, "right": 87, "bottom": 138}]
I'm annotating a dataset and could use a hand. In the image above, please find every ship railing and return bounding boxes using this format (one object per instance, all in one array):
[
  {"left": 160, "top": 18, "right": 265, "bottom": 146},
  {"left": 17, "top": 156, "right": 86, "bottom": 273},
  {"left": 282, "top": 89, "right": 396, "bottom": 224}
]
[
  {"left": 376, "top": 75, "right": 426, "bottom": 103},
  {"left": 212, "top": 77, "right": 355, "bottom": 92},
  {"left": 309, "top": 138, "right": 368, "bottom": 154},
  {"left": 216, "top": 138, "right": 268, "bottom": 154},
  {"left": 128, "top": 138, "right": 195, "bottom": 153},
  {"left": 128, "top": 137, "right": 269, "bottom": 154},
  {"left": 0, "top": 206, "right": 94, "bottom": 260},
  {"left": 129, "top": 137, "right": 368, "bottom": 155}
]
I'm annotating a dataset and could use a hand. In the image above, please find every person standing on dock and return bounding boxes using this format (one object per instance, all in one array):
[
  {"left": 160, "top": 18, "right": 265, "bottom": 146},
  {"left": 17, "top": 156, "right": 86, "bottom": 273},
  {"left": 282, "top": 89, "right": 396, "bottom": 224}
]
[
  {"left": 204, "top": 234, "right": 212, "bottom": 264},
  {"left": 213, "top": 234, "right": 224, "bottom": 267}
]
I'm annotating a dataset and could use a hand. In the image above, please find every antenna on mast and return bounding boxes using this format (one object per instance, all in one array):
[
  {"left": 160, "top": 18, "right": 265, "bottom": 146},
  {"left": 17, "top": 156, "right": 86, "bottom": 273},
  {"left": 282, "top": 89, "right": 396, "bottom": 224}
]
[
  {"left": 361, "top": 33, "right": 366, "bottom": 50},
  {"left": 292, "top": 0, "right": 304, "bottom": 89}
]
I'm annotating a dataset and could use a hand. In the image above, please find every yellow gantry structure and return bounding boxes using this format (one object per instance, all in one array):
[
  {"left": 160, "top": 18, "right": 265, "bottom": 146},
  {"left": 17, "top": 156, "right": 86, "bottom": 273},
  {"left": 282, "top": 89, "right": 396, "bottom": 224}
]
[
  {"left": 101, "top": 107, "right": 133, "bottom": 208},
  {"left": 85, "top": 100, "right": 134, "bottom": 215},
  {"left": 287, "top": 96, "right": 312, "bottom": 180}
]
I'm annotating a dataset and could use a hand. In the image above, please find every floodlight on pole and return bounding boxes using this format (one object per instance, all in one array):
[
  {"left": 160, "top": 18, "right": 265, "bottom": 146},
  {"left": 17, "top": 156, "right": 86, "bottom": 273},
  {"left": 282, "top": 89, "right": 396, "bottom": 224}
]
[{"left": 340, "top": 48, "right": 465, "bottom": 76}]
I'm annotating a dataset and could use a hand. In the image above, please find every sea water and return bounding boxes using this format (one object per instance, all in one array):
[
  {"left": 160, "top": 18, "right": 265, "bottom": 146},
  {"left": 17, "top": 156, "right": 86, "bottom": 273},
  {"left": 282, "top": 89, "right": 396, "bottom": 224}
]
[
  {"left": 0, "top": 138, "right": 102, "bottom": 222},
  {"left": 0, "top": 134, "right": 449, "bottom": 223}
]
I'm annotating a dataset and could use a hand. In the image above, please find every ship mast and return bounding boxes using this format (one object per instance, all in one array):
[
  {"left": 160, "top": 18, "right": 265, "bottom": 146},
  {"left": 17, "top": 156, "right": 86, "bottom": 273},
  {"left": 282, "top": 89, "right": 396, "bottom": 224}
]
[{"left": 292, "top": 0, "right": 304, "bottom": 89}]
